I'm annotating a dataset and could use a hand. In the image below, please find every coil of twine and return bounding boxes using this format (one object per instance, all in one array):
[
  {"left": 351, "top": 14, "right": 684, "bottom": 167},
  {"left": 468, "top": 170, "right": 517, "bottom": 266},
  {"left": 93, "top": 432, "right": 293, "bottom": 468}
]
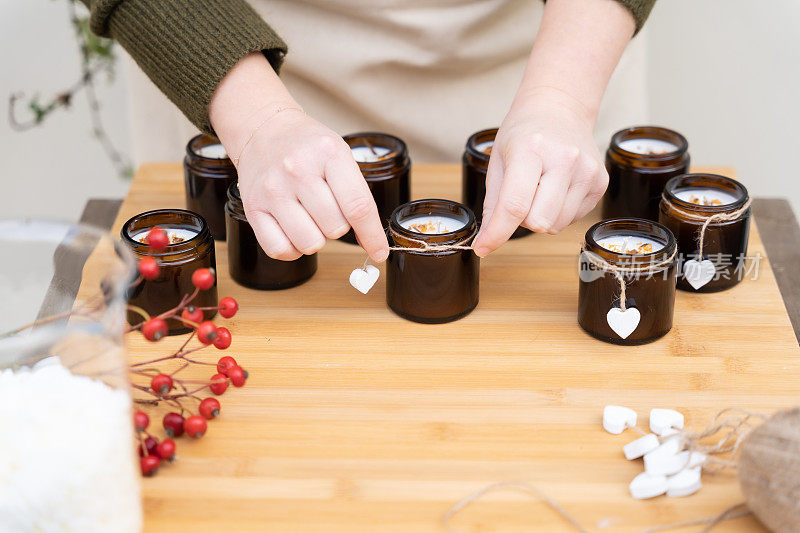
[
  {"left": 580, "top": 244, "right": 677, "bottom": 311},
  {"left": 737, "top": 407, "right": 800, "bottom": 532},
  {"left": 661, "top": 194, "right": 752, "bottom": 260},
  {"left": 641, "top": 406, "right": 799, "bottom": 532}
]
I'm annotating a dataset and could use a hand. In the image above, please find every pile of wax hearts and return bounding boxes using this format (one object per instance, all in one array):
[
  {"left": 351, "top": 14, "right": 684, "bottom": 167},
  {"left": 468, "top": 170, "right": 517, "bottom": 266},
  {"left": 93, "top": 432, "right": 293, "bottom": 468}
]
[{"left": 603, "top": 406, "right": 706, "bottom": 499}]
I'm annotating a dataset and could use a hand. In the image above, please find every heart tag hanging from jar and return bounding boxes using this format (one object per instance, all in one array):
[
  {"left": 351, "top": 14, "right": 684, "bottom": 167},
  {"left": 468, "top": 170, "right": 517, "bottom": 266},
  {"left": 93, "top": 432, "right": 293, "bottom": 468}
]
[
  {"left": 349, "top": 265, "right": 380, "bottom": 294},
  {"left": 683, "top": 259, "right": 716, "bottom": 290},
  {"left": 582, "top": 249, "right": 642, "bottom": 339},
  {"left": 606, "top": 307, "right": 641, "bottom": 339},
  {"left": 349, "top": 233, "right": 474, "bottom": 296}
]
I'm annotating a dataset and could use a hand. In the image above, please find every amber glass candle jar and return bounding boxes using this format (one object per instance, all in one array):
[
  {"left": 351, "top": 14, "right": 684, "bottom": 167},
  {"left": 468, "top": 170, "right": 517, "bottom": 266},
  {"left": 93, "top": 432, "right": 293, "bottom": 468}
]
[
  {"left": 602, "top": 126, "right": 690, "bottom": 222},
  {"left": 225, "top": 183, "right": 318, "bottom": 289},
  {"left": 578, "top": 218, "right": 677, "bottom": 345},
  {"left": 122, "top": 209, "right": 217, "bottom": 335},
  {"left": 462, "top": 128, "right": 531, "bottom": 239},
  {"left": 386, "top": 199, "right": 479, "bottom": 323},
  {"left": 184, "top": 134, "right": 237, "bottom": 240},
  {"left": 659, "top": 173, "right": 751, "bottom": 293},
  {"left": 339, "top": 132, "right": 411, "bottom": 244}
]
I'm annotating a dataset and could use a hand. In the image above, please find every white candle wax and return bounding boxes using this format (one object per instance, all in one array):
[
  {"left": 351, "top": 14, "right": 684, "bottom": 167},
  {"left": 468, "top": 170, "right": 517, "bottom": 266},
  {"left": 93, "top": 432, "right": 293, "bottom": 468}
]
[
  {"left": 596, "top": 235, "right": 665, "bottom": 255},
  {"left": 351, "top": 145, "right": 391, "bottom": 163},
  {"left": 0, "top": 361, "right": 142, "bottom": 531},
  {"left": 402, "top": 215, "right": 466, "bottom": 234},
  {"left": 132, "top": 227, "right": 199, "bottom": 245},
  {"left": 196, "top": 143, "right": 228, "bottom": 159},
  {"left": 474, "top": 140, "right": 494, "bottom": 155},
  {"left": 674, "top": 187, "right": 738, "bottom": 206},
  {"left": 618, "top": 138, "right": 677, "bottom": 155}
]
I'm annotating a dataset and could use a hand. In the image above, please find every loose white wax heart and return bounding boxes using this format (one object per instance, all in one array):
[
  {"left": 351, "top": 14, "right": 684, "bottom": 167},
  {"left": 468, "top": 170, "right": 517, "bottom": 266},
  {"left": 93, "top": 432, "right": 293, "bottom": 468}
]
[
  {"left": 603, "top": 405, "right": 638, "bottom": 435},
  {"left": 349, "top": 265, "right": 380, "bottom": 294},
  {"left": 623, "top": 433, "right": 660, "bottom": 460},
  {"left": 645, "top": 449, "right": 689, "bottom": 477},
  {"left": 666, "top": 467, "right": 702, "bottom": 498},
  {"left": 606, "top": 307, "right": 640, "bottom": 339},
  {"left": 649, "top": 408, "right": 685, "bottom": 435},
  {"left": 683, "top": 259, "right": 715, "bottom": 290},
  {"left": 629, "top": 472, "right": 668, "bottom": 500}
]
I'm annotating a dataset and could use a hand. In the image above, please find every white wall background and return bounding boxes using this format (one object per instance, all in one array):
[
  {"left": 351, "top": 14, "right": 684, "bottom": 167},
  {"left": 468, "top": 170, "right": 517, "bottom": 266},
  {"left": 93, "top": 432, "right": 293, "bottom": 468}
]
[
  {"left": 2, "top": 0, "right": 799, "bottom": 221},
  {"left": 1, "top": 0, "right": 131, "bottom": 221},
  {"left": 645, "top": 0, "right": 800, "bottom": 210}
]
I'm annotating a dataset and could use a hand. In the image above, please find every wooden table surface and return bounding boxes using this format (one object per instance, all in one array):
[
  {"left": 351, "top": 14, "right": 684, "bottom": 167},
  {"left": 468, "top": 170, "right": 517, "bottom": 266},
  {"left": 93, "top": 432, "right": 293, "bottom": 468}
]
[{"left": 106, "top": 163, "right": 799, "bottom": 532}]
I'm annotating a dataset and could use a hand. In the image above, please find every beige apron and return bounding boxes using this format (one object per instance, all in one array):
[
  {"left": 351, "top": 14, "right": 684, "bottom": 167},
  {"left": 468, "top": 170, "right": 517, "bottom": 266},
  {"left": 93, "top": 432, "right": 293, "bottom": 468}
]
[{"left": 125, "top": 0, "right": 648, "bottom": 163}]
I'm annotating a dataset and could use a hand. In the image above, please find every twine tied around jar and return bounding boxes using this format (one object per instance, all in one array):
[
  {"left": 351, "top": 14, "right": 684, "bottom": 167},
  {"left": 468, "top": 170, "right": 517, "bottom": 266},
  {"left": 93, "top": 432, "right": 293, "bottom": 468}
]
[
  {"left": 349, "top": 228, "right": 474, "bottom": 294},
  {"left": 387, "top": 226, "right": 474, "bottom": 254},
  {"left": 661, "top": 194, "right": 752, "bottom": 260},
  {"left": 580, "top": 244, "right": 677, "bottom": 312}
]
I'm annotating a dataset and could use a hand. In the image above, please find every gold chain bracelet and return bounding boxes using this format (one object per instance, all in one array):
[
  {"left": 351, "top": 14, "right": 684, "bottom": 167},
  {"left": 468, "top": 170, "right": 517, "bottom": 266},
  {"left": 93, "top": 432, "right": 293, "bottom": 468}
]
[{"left": 232, "top": 106, "right": 305, "bottom": 166}]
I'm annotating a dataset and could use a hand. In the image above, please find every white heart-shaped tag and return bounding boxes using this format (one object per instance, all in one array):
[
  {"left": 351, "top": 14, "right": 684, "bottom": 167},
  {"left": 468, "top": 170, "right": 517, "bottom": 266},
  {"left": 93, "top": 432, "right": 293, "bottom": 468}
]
[
  {"left": 683, "top": 259, "right": 715, "bottom": 290},
  {"left": 606, "top": 307, "right": 641, "bottom": 339},
  {"left": 349, "top": 265, "right": 380, "bottom": 294}
]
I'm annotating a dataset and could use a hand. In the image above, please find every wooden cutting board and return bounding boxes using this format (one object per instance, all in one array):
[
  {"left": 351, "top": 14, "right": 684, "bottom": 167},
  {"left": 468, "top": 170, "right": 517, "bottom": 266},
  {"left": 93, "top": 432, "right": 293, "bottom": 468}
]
[{"left": 111, "top": 163, "right": 799, "bottom": 532}]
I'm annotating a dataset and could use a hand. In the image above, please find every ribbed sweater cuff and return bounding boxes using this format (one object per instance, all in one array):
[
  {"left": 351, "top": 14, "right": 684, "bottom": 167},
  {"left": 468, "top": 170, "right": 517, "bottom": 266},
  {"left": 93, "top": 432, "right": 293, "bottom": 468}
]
[
  {"left": 90, "top": 0, "right": 287, "bottom": 133},
  {"left": 614, "top": 0, "right": 657, "bottom": 35}
]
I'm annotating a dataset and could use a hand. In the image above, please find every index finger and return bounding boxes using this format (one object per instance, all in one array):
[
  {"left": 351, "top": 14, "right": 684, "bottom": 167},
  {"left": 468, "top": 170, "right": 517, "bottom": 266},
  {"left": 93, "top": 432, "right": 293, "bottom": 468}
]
[
  {"left": 472, "top": 147, "right": 542, "bottom": 257},
  {"left": 324, "top": 152, "right": 390, "bottom": 262},
  {"left": 474, "top": 148, "right": 505, "bottom": 242}
]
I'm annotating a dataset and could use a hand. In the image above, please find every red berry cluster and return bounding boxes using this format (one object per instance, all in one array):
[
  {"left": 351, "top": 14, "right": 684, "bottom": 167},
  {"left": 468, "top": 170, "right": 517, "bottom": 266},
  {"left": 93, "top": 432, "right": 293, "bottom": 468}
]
[
  {"left": 134, "top": 355, "right": 247, "bottom": 476},
  {"left": 4, "top": 227, "right": 248, "bottom": 479},
  {"left": 135, "top": 380, "right": 232, "bottom": 476},
  {"left": 128, "top": 235, "right": 247, "bottom": 477}
]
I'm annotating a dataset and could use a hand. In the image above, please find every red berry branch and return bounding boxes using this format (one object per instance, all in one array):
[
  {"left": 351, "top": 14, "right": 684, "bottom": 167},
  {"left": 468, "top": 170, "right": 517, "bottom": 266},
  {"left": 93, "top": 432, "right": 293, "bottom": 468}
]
[
  {"left": 4, "top": 226, "right": 246, "bottom": 478},
  {"left": 128, "top": 226, "right": 246, "bottom": 477}
]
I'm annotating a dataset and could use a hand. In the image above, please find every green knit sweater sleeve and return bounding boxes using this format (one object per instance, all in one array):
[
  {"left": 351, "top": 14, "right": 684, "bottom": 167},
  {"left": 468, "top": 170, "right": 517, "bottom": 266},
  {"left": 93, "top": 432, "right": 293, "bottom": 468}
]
[
  {"left": 81, "top": 0, "right": 287, "bottom": 133},
  {"left": 613, "top": 0, "right": 657, "bottom": 35}
]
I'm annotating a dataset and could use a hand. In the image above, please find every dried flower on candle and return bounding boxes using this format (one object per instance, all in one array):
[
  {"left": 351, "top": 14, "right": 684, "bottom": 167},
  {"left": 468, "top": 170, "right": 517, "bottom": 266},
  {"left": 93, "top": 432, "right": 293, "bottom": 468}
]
[
  {"left": 604, "top": 242, "right": 654, "bottom": 255},
  {"left": 137, "top": 228, "right": 195, "bottom": 245},
  {"left": 688, "top": 195, "right": 724, "bottom": 206},
  {"left": 409, "top": 221, "right": 444, "bottom": 234},
  {"left": 352, "top": 143, "right": 393, "bottom": 163}
]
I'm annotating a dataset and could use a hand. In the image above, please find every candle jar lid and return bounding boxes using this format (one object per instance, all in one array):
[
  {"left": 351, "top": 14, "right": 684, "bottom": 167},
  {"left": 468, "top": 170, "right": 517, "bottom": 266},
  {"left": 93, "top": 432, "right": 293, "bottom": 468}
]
[
  {"left": 389, "top": 199, "right": 476, "bottom": 250},
  {"left": 344, "top": 132, "right": 409, "bottom": 178},
  {"left": 185, "top": 134, "right": 234, "bottom": 172},
  {"left": 663, "top": 173, "right": 749, "bottom": 214},
  {"left": 226, "top": 182, "right": 246, "bottom": 218},
  {"left": 464, "top": 128, "right": 497, "bottom": 168},
  {"left": 608, "top": 126, "right": 689, "bottom": 168},
  {"left": 585, "top": 218, "right": 677, "bottom": 267},
  {"left": 121, "top": 209, "right": 212, "bottom": 262}
]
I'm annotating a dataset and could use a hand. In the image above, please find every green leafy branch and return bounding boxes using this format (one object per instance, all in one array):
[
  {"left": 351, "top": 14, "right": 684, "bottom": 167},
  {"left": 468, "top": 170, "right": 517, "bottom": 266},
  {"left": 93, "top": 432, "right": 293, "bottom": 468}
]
[{"left": 8, "top": 0, "right": 132, "bottom": 178}]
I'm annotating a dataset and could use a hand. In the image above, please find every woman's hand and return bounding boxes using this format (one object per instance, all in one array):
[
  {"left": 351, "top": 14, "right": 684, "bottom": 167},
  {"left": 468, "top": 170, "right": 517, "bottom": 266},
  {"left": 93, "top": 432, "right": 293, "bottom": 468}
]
[
  {"left": 470, "top": 0, "right": 635, "bottom": 257},
  {"left": 235, "top": 107, "right": 389, "bottom": 261},
  {"left": 209, "top": 52, "right": 389, "bottom": 262},
  {"left": 472, "top": 87, "right": 608, "bottom": 256}
]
